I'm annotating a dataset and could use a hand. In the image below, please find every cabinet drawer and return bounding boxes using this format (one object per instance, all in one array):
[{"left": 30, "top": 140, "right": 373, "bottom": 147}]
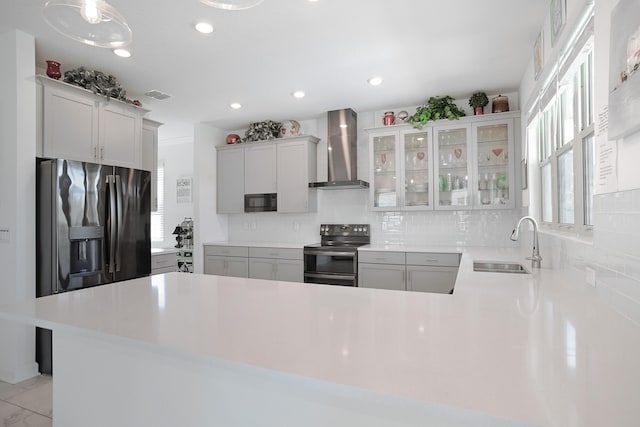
[
  {"left": 204, "top": 245, "right": 249, "bottom": 257},
  {"left": 357, "top": 251, "right": 405, "bottom": 265},
  {"left": 249, "top": 247, "right": 302, "bottom": 260},
  {"left": 151, "top": 253, "right": 176, "bottom": 269},
  {"left": 152, "top": 265, "right": 177, "bottom": 275},
  {"left": 405, "top": 252, "right": 460, "bottom": 267}
]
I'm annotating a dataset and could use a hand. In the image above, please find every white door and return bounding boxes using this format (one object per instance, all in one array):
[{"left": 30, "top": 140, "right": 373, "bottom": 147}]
[
  {"left": 244, "top": 144, "right": 277, "bottom": 194},
  {"left": 406, "top": 265, "right": 458, "bottom": 294},
  {"left": 43, "top": 86, "right": 98, "bottom": 163},
  {"left": 277, "top": 141, "right": 308, "bottom": 213},
  {"left": 358, "top": 263, "right": 406, "bottom": 291},
  {"left": 100, "top": 104, "right": 141, "bottom": 168},
  {"left": 217, "top": 148, "right": 245, "bottom": 213}
]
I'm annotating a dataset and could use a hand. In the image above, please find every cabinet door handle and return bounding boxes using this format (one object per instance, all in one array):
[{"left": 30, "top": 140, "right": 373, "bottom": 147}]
[
  {"left": 424, "top": 259, "right": 439, "bottom": 263},
  {"left": 402, "top": 270, "right": 406, "bottom": 283},
  {"left": 94, "top": 146, "right": 97, "bottom": 160},
  {"left": 100, "top": 147, "right": 104, "bottom": 160}
]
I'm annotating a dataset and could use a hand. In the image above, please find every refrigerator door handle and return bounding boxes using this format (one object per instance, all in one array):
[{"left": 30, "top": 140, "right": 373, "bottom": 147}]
[
  {"left": 115, "top": 174, "right": 123, "bottom": 272},
  {"left": 107, "top": 175, "right": 117, "bottom": 273}
]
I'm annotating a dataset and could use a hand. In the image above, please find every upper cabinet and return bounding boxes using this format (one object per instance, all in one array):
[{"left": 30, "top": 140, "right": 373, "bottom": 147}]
[
  {"left": 367, "top": 112, "right": 518, "bottom": 211},
  {"left": 36, "top": 76, "right": 149, "bottom": 169},
  {"left": 215, "top": 135, "right": 319, "bottom": 214},
  {"left": 142, "top": 119, "right": 162, "bottom": 212},
  {"left": 244, "top": 144, "right": 277, "bottom": 194},
  {"left": 217, "top": 146, "right": 245, "bottom": 214}
]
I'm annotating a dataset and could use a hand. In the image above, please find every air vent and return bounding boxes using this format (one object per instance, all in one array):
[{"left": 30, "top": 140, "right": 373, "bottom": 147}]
[{"left": 144, "top": 90, "right": 172, "bottom": 100}]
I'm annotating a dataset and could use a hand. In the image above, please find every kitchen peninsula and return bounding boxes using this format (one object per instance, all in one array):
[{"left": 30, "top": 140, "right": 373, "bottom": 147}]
[{"left": 1, "top": 249, "right": 639, "bottom": 427}]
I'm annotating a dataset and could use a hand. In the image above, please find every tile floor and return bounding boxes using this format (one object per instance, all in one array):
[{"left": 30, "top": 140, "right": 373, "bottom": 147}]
[{"left": 0, "top": 375, "right": 52, "bottom": 426}]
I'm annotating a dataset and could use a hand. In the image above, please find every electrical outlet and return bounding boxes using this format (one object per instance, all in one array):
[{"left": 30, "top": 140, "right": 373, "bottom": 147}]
[
  {"left": 293, "top": 221, "right": 300, "bottom": 231},
  {"left": 251, "top": 221, "right": 257, "bottom": 230},
  {"left": 0, "top": 227, "right": 9, "bottom": 243},
  {"left": 585, "top": 267, "right": 596, "bottom": 287}
]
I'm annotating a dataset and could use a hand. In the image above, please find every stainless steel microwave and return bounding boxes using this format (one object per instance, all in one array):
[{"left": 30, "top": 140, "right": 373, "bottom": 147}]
[{"left": 244, "top": 193, "right": 277, "bottom": 213}]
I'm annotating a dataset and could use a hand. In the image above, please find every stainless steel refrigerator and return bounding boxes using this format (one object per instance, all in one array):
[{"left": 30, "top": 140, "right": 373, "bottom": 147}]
[{"left": 36, "top": 158, "right": 151, "bottom": 374}]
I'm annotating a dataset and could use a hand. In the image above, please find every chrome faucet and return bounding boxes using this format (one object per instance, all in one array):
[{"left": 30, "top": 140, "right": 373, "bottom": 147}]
[{"left": 510, "top": 216, "right": 542, "bottom": 268}]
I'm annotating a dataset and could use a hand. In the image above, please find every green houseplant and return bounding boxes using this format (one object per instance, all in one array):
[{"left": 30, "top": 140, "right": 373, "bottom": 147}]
[
  {"left": 407, "top": 96, "right": 466, "bottom": 129},
  {"left": 469, "top": 91, "right": 489, "bottom": 115}
]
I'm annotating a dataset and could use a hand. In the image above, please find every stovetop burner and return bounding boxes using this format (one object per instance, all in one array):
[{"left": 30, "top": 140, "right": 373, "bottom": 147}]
[{"left": 304, "top": 224, "right": 371, "bottom": 249}]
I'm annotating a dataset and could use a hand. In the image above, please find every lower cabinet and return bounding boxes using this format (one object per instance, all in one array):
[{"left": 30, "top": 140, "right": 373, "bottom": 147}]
[
  {"left": 249, "top": 247, "right": 303, "bottom": 283},
  {"left": 358, "top": 251, "right": 460, "bottom": 294},
  {"left": 203, "top": 245, "right": 302, "bottom": 282},
  {"left": 204, "top": 245, "right": 249, "bottom": 278},
  {"left": 151, "top": 252, "right": 177, "bottom": 275}
]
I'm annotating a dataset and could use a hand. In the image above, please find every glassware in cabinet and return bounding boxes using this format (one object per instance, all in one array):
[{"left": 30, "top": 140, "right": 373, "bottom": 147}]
[
  {"left": 401, "top": 129, "right": 432, "bottom": 209},
  {"left": 473, "top": 120, "right": 514, "bottom": 209},
  {"left": 434, "top": 125, "right": 472, "bottom": 209},
  {"left": 370, "top": 132, "right": 400, "bottom": 209}
]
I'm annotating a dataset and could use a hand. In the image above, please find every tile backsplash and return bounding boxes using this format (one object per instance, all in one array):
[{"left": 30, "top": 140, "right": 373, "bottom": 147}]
[
  {"left": 524, "top": 189, "right": 640, "bottom": 325},
  {"left": 228, "top": 190, "right": 523, "bottom": 247}
]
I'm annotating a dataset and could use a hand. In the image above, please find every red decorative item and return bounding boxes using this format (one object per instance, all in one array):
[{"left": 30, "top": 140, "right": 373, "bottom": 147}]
[
  {"left": 46, "top": 60, "right": 61, "bottom": 80},
  {"left": 474, "top": 106, "right": 484, "bottom": 115},
  {"left": 383, "top": 111, "right": 395, "bottom": 126},
  {"left": 226, "top": 134, "right": 241, "bottom": 144}
]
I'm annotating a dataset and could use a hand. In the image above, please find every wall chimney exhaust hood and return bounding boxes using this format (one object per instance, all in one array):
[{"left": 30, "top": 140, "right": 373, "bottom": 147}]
[{"left": 309, "top": 108, "right": 369, "bottom": 190}]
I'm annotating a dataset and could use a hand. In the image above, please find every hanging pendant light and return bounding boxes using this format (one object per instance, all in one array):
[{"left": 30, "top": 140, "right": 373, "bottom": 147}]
[
  {"left": 200, "top": 0, "right": 264, "bottom": 10},
  {"left": 42, "top": 0, "right": 132, "bottom": 48}
]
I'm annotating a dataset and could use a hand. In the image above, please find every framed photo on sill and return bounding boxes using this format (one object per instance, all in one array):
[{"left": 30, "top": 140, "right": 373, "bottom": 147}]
[{"left": 550, "top": 0, "right": 566, "bottom": 47}]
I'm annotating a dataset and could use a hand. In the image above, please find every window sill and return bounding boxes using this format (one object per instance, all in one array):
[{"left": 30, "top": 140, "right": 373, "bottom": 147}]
[{"left": 539, "top": 226, "right": 594, "bottom": 245}]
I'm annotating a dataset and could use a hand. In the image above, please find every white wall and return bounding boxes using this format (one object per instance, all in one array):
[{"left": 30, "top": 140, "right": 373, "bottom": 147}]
[
  {"left": 0, "top": 30, "right": 39, "bottom": 383},
  {"left": 193, "top": 123, "right": 228, "bottom": 273},
  {"left": 157, "top": 137, "right": 194, "bottom": 249}
]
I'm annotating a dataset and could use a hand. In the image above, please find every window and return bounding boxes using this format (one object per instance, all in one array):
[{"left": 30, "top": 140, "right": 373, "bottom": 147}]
[
  {"left": 151, "top": 161, "right": 165, "bottom": 242},
  {"left": 527, "top": 13, "right": 594, "bottom": 234}
]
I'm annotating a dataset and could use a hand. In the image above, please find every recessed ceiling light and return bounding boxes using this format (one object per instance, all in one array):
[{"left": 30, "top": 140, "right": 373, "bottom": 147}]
[
  {"left": 230, "top": 102, "right": 242, "bottom": 109},
  {"left": 292, "top": 90, "right": 305, "bottom": 98},
  {"left": 113, "top": 48, "right": 131, "bottom": 58},
  {"left": 195, "top": 22, "right": 214, "bottom": 34},
  {"left": 367, "top": 76, "right": 383, "bottom": 86}
]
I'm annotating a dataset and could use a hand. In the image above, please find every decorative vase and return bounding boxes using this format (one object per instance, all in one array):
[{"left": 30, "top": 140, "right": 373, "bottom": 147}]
[
  {"left": 474, "top": 106, "right": 484, "bottom": 115},
  {"left": 226, "top": 134, "right": 241, "bottom": 144},
  {"left": 46, "top": 60, "right": 61, "bottom": 80},
  {"left": 383, "top": 111, "right": 395, "bottom": 126},
  {"left": 492, "top": 95, "right": 510, "bottom": 113}
]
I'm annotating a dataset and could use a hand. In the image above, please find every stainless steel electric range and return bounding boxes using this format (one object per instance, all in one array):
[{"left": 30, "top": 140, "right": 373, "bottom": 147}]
[{"left": 303, "top": 224, "right": 370, "bottom": 287}]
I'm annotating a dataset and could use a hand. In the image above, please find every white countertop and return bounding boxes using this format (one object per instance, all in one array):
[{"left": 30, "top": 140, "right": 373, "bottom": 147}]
[
  {"left": 359, "top": 243, "right": 467, "bottom": 253},
  {"left": 1, "top": 248, "right": 639, "bottom": 426},
  {"left": 203, "top": 241, "right": 305, "bottom": 249}
]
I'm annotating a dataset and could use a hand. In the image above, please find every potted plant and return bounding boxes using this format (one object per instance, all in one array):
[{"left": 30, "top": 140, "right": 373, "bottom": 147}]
[
  {"left": 407, "top": 96, "right": 466, "bottom": 129},
  {"left": 469, "top": 91, "right": 489, "bottom": 115}
]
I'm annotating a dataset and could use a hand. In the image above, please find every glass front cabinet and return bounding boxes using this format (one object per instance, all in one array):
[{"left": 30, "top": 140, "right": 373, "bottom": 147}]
[
  {"left": 368, "top": 114, "right": 516, "bottom": 211},
  {"left": 369, "top": 128, "right": 433, "bottom": 211}
]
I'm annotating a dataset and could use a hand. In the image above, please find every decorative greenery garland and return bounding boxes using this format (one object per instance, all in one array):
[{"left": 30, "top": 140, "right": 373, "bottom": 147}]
[{"left": 407, "top": 96, "right": 466, "bottom": 129}]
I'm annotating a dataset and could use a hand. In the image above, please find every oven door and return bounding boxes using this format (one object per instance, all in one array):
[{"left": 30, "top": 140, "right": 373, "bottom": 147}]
[{"left": 303, "top": 248, "right": 357, "bottom": 286}]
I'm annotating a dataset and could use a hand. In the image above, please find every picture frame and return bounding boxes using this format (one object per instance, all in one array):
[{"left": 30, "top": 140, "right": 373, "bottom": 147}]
[
  {"left": 550, "top": 0, "right": 566, "bottom": 47},
  {"left": 534, "top": 31, "right": 543, "bottom": 80}
]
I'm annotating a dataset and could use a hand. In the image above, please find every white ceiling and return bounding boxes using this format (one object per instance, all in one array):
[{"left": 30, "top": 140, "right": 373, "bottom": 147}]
[{"left": 0, "top": 1, "right": 547, "bottom": 138}]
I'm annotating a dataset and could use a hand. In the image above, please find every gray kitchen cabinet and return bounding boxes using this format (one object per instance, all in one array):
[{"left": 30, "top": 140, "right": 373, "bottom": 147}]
[
  {"left": 358, "top": 251, "right": 406, "bottom": 290},
  {"left": 203, "top": 245, "right": 249, "bottom": 277},
  {"left": 358, "top": 250, "right": 460, "bottom": 293},
  {"left": 37, "top": 75, "right": 148, "bottom": 169},
  {"left": 245, "top": 144, "right": 277, "bottom": 194},
  {"left": 142, "top": 119, "right": 162, "bottom": 212},
  {"left": 358, "top": 262, "right": 406, "bottom": 291},
  {"left": 248, "top": 247, "right": 303, "bottom": 282},
  {"left": 151, "top": 252, "right": 177, "bottom": 275},
  {"left": 216, "top": 147, "right": 245, "bottom": 213},
  {"left": 276, "top": 138, "right": 318, "bottom": 213}
]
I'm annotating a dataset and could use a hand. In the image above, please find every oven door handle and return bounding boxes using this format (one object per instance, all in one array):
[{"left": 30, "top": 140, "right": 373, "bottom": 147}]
[
  {"left": 304, "top": 273, "right": 356, "bottom": 281},
  {"left": 303, "top": 250, "right": 355, "bottom": 257}
]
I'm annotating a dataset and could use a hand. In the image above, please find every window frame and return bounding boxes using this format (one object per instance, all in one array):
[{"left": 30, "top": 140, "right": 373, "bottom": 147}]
[{"left": 528, "top": 14, "right": 594, "bottom": 236}]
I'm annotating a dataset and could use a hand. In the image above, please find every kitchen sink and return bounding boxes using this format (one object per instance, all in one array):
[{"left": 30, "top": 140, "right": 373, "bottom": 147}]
[{"left": 473, "top": 261, "right": 530, "bottom": 274}]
